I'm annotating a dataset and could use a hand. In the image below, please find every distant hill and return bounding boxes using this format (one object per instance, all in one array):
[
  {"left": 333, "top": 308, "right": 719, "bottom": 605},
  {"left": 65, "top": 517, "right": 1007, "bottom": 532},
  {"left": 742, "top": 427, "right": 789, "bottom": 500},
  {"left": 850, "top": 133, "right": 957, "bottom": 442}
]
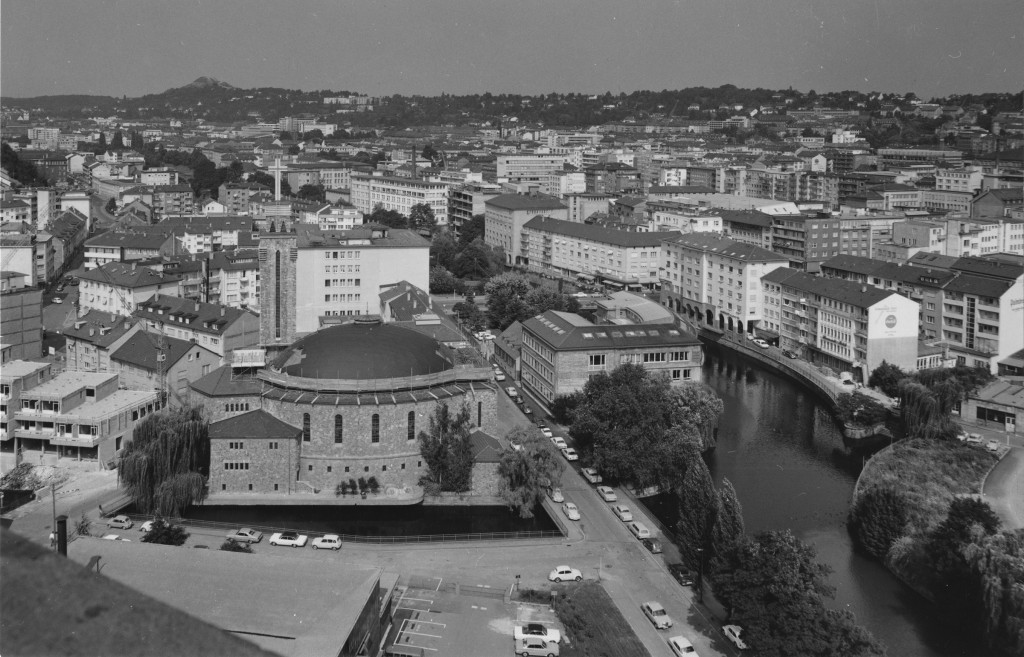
[{"left": 171, "top": 77, "right": 236, "bottom": 92}]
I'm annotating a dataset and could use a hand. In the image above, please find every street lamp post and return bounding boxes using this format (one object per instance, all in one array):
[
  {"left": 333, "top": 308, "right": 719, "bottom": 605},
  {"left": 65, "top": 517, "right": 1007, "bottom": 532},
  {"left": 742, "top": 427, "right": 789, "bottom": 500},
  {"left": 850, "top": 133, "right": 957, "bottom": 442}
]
[{"left": 696, "top": 547, "right": 705, "bottom": 604}]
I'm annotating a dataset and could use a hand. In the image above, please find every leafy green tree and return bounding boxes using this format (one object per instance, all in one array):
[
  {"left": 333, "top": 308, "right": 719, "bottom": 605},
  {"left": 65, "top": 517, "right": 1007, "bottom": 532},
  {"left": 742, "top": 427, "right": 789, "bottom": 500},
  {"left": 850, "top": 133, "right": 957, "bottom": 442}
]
[
  {"left": 497, "top": 427, "right": 565, "bottom": 518},
  {"left": 429, "top": 266, "right": 457, "bottom": 294},
  {"left": 711, "top": 478, "right": 745, "bottom": 569},
  {"left": 367, "top": 204, "right": 409, "bottom": 229},
  {"left": 848, "top": 486, "right": 909, "bottom": 560},
  {"left": 75, "top": 513, "right": 92, "bottom": 537},
  {"left": 105, "top": 197, "right": 117, "bottom": 214},
  {"left": 220, "top": 539, "right": 253, "bottom": 553},
  {"left": 110, "top": 130, "right": 125, "bottom": 150},
  {"left": 868, "top": 361, "right": 907, "bottom": 398},
  {"left": 898, "top": 379, "right": 960, "bottom": 440},
  {"left": 140, "top": 519, "right": 190, "bottom": 546},
  {"left": 458, "top": 214, "right": 486, "bottom": 247},
  {"left": 713, "top": 530, "right": 884, "bottom": 657},
  {"left": 964, "top": 529, "right": 1024, "bottom": 655},
  {"left": 484, "top": 273, "right": 533, "bottom": 329},
  {"left": 422, "top": 143, "right": 439, "bottom": 161},
  {"left": 278, "top": 131, "right": 293, "bottom": 140},
  {"left": 296, "top": 184, "right": 326, "bottom": 202},
  {"left": 835, "top": 392, "right": 889, "bottom": 426},
  {"left": 675, "top": 456, "right": 717, "bottom": 568},
  {"left": 250, "top": 170, "right": 292, "bottom": 197},
  {"left": 452, "top": 300, "right": 485, "bottom": 331},
  {"left": 430, "top": 230, "right": 458, "bottom": 270},
  {"left": 1, "top": 143, "right": 47, "bottom": 186},
  {"left": 129, "top": 131, "right": 144, "bottom": 151},
  {"left": 409, "top": 203, "right": 437, "bottom": 233},
  {"left": 549, "top": 392, "right": 582, "bottom": 425},
  {"left": 570, "top": 365, "right": 721, "bottom": 489},
  {"left": 418, "top": 401, "right": 474, "bottom": 493},
  {"left": 119, "top": 405, "right": 209, "bottom": 516},
  {"left": 452, "top": 238, "right": 503, "bottom": 279}
]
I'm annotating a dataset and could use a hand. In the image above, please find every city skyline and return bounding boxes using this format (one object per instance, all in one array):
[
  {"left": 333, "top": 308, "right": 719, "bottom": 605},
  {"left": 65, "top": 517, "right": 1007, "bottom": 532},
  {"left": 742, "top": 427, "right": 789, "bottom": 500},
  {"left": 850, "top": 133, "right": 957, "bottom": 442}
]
[{"left": 2, "top": 0, "right": 1022, "bottom": 101}]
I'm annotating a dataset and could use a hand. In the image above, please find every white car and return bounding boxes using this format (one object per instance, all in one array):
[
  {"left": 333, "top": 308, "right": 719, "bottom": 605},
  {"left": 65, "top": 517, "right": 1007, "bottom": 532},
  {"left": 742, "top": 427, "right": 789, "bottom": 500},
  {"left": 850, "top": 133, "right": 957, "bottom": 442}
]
[
  {"left": 562, "top": 502, "right": 581, "bottom": 521},
  {"left": 514, "top": 623, "right": 562, "bottom": 644},
  {"left": 986, "top": 440, "right": 1001, "bottom": 453},
  {"left": 494, "top": 372, "right": 506, "bottom": 382},
  {"left": 506, "top": 386, "right": 519, "bottom": 398},
  {"left": 311, "top": 534, "right": 343, "bottom": 550},
  {"left": 106, "top": 515, "right": 133, "bottom": 530},
  {"left": 668, "top": 635, "right": 699, "bottom": 656},
  {"left": 612, "top": 504, "right": 633, "bottom": 522},
  {"left": 225, "top": 527, "right": 263, "bottom": 544},
  {"left": 548, "top": 487, "right": 564, "bottom": 503},
  {"left": 139, "top": 520, "right": 155, "bottom": 533},
  {"left": 723, "top": 625, "right": 748, "bottom": 650},
  {"left": 537, "top": 425, "right": 554, "bottom": 438},
  {"left": 548, "top": 565, "right": 582, "bottom": 582},
  {"left": 561, "top": 447, "right": 579, "bottom": 461},
  {"left": 642, "top": 601, "right": 673, "bottom": 629},
  {"left": 269, "top": 531, "right": 308, "bottom": 548},
  {"left": 581, "top": 468, "right": 602, "bottom": 484},
  {"left": 550, "top": 436, "right": 568, "bottom": 450},
  {"left": 752, "top": 338, "right": 769, "bottom": 349},
  {"left": 101, "top": 534, "right": 131, "bottom": 542},
  {"left": 596, "top": 485, "right": 617, "bottom": 502},
  {"left": 965, "top": 433, "right": 983, "bottom": 445}
]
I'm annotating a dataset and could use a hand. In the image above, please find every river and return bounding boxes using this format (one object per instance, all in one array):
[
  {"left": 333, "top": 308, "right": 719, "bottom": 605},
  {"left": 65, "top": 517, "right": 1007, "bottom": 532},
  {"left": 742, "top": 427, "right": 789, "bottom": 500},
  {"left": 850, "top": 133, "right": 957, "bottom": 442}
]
[{"left": 646, "top": 345, "right": 981, "bottom": 657}]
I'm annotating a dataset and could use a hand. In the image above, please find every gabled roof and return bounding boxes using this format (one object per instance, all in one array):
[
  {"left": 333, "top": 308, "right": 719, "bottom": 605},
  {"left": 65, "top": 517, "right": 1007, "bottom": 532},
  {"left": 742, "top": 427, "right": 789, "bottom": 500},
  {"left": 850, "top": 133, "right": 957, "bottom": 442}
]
[
  {"left": 63, "top": 310, "right": 137, "bottom": 347},
  {"left": 85, "top": 231, "right": 173, "bottom": 250},
  {"left": 209, "top": 409, "right": 300, "bottom": 440},
  {"left": 79, "top": 262, "right": 181, "bottom": 288},
  {"left": 907, "top": 252, "right": 959, "bottom": 270},
  {"left": 110, "top": 333, "right": 216, "bottom": 372},
  {"left": 950, "top": 256, "right": 1024, "bottom": 282},
  {"left": 943, "top": 273, "right": 1016, "bottom": 298},
  {"left": 189, "top": 364, "right": 262, "bottom": 397},
  {"left": 762, "top": 267, "right": 902, "bottom": 308},
  {"left": 484, "top": 193, "right": 567, "bottom": 212},
  {"left": 820, "top": 254, "right": 889, "bottom": 276},
  {"left": 663, "top": 233, "right": 786, "bottom": 263},
  {"left": 469, "top": 429, "right": 503, "bottom": 463},
  {"left": 522, "top": 310, "right": 699, "bottom": 351},
  {"left": 133, "top": 293, "right": 254, "bottom": 334},
  {"left": 716, "top": 209, "right": 774, "bottom": 228},
  {"left": 379, "top": 281, "right": 433, "bottom": 322}
]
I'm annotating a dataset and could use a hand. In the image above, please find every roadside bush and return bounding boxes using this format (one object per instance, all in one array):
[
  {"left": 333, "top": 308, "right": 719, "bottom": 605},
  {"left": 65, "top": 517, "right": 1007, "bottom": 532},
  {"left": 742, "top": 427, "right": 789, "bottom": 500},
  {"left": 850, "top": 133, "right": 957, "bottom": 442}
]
[
  {"left": 219, "top": 539, "right": 253, "bottom": 553},
  {"left": 848, "top": 486, "right": 909, "bottom": 560},
  {"left": 140, "top": 519, "right": 190, "bottom": 546}
]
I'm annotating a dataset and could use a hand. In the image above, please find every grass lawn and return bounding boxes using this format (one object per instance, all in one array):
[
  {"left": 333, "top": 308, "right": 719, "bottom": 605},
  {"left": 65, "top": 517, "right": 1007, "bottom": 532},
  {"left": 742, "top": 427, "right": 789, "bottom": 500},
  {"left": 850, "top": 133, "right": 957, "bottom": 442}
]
[
  {"left": 856, "top": 437, "right": 999, "bottom": 537},
  {"left": 551, "top": 581, "right": 651, "bottom": 657}
]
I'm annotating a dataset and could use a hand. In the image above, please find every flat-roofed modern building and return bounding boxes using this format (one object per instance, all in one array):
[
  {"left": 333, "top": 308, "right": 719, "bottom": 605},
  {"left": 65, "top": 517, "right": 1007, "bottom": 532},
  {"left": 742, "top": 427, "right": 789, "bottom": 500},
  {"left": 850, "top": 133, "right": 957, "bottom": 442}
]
[
  {"left": 484, "top": 193, "right": 568, "bottom": 266},
  {"left": 349, "top": 173, "right": 449, "bottom": 225},
  {"left": 9, "top": 369, "right": 160, "bottom": 468},
  {"left": 520, "top": 216, "right": 676, "bottom": 290},
  {"left": 761, "top": 267, "right": 920, "bottom": 380},
  {"left": 520, "top": 310, "right": 703, "bottom": 404}
]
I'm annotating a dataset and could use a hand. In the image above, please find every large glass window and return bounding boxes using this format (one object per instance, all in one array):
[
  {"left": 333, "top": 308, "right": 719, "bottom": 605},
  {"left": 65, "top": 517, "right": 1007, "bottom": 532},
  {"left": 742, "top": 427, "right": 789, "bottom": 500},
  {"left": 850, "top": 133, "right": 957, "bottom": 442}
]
[
  {"left": 407, "top": 412, "right": 415, "bottom": 441},
  {"left": 302, "top": 413, "right": 310, "bottom": 442},
  {"left": 371, "top": 414, "right": 380, "bottom": 443},
  {"left": 334, "top": 414, "right": 343, "bottom": 443}
]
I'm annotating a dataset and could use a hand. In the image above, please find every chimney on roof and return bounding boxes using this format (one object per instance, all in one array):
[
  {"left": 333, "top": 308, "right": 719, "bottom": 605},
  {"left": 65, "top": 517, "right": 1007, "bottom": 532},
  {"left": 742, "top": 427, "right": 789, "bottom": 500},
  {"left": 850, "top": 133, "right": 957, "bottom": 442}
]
[
  {"left": 194, "top": 302, "right": 200, "bottom": 312},
  {"left": 124, "top": 320, "right": 131, "bottom": 330},
  {"left": 861, "top": 285, "right": 867, "bottom": 293},
  {"left": 89, "top": 328, "right": 95, "bottom": 337},
  {"left": 132, "top": 262, "right": 137, "bottom": 271},
  {"left": 220, "top": 307, "right": 225, "bottom": 317}
]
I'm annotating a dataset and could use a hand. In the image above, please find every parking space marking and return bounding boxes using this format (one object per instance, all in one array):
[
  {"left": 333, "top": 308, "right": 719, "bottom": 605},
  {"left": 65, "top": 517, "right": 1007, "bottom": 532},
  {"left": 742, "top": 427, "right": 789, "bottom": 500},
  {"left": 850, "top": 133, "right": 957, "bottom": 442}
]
[{"left": 401, "top": 630, "right": 443, "bottom": 639}]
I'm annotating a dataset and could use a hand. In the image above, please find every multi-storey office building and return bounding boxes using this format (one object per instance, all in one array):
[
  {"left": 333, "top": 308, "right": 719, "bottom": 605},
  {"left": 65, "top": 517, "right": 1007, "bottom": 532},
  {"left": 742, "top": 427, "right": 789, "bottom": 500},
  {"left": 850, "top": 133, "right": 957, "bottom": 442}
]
[
  {"left": 349, "top": 173, "right": 449, "bottom": 225},
  {"left": 519, "top": 310, "right": 703, "bottom": 404},
  {"left": 484, "top": 194, "right": 568, "bottom": 267},
  {"left": 78, "top": 262, "right": 182, "bottom": 316}
]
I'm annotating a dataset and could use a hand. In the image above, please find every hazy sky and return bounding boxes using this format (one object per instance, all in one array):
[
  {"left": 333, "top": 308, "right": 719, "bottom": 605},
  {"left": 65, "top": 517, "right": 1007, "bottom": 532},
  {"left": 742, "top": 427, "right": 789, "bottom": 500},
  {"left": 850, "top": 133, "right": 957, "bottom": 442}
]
[{"left": 2, "top": 0, "right": 1021, "bottom": 100}]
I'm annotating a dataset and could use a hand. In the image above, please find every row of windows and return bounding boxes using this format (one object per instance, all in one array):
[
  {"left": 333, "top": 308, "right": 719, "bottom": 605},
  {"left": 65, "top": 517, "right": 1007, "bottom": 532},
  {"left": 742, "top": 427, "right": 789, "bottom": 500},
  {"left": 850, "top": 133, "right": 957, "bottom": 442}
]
[
  {"left": 224, "top": 462, "right": 250, "bottom": 470},
  {"left": 305, "top": 461, "right": 421, "bottom": 474},
  {"left": 301, "top": 412, "right": 416, "bottom": 444},
  {"left": 225, "top": 403, "right": 250, "bottom": 412},
  {"left": 324, "top": 293, "right": 363, "bottom": 302}
]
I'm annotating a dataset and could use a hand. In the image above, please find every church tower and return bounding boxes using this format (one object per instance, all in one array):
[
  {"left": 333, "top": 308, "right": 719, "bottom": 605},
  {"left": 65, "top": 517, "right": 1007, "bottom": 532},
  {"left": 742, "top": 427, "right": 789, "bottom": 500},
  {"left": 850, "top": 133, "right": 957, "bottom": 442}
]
[{"left": 258, "top": 234, "right": 298, "bottom": 351}]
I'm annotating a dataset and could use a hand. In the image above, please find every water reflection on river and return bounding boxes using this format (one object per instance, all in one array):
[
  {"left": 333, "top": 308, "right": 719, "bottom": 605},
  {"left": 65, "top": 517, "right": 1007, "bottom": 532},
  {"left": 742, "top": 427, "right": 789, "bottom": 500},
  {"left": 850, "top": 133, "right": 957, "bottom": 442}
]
[{"left": 646, "top": 346, "right": 980, "bottom": 657}]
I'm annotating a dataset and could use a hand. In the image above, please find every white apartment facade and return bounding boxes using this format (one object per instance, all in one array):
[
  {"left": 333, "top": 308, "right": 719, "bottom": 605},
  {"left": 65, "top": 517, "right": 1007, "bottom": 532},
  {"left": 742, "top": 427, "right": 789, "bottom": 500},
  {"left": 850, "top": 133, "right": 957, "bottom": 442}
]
[{"left": 349, "top": 173, "right": 450, "bottom": 225}]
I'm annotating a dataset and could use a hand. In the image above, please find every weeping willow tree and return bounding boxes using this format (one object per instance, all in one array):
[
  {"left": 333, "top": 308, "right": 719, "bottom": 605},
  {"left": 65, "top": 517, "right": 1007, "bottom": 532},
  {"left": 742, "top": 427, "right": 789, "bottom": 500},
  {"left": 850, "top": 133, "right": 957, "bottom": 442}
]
[
  {"left": 898, "top": 379, "right": 960, "bottom": 440},
  {"left": 119, "top": 405, "right": 209, "bottom": 516}
]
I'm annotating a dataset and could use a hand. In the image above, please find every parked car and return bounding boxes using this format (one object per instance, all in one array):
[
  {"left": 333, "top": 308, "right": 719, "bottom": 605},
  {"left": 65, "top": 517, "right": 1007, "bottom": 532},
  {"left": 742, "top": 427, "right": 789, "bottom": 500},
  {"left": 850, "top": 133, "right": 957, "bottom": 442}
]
[
  {"left": 561, "top": 447, "right": 578, "bottom": 461},
  {"left": 641, "top": 601, "right": 673, "bottom": 629},
  {"left": 514, "top": 623, "right": 562, "bottom": 644},
  {"left": 494, "top": 372, "right": 506, "bottom": 382},
  {"left": 782, "top": 350, "right": 798, "bottom": 359},
  {"left": 642, "top": 538, "right": 663, "bottom": 554},
  {"left": 956, "top": 432, "right": 968, "bottom": 442},
  {"left": 522, "top": 406, "right": 533, "bottom": 416},
  {"left": 537, "top": 425, "right": 554, "bottom": 438},
  {"left": 581, "top": 468, "right": 602, "bottom": 484},
  {"left": 101, "top": 534, "right": 131, "bottom": 542},
  {"left": 51, "top": 297, "right": 63, "bottom": 304},
  {"left": 841, "top": 379, "right": 857, "bottom": 388},
  {"left": 562, "top": 502, "right": 581, "bottom": 521},
  {"left": 723, "top": 625, "right": 748, "bottom": 650},
  {"left": 668, "top": 564, "right": 696, "bottom": 586},
  {"left": 596, "top": 485, "right": 617, "bottom": 502},
  {"left": 752, "top": 338, "right": 769, "bottom": 349},
  {"left": 106, "top": 515, "right": 133, "bottom": 530},
  {"left": 269, "top": 531, "right": 308, "bottom": 548},
  {"left": 548, "top": 487, "right": 564, "bottom": 503},
  {"left": 668, "top": 635, "right": 699, "bottom": 657},
  {"left": 225, "top": 528, "right": 263, "bottom": 543},
  {"left": 517, "top": 636, "right": 559, "bottom": 657},
  {"left": 965, "top": 433, "right": 983, "bottom": 445},
  {"left": 311, "top": 534, "right": 343, "bottom": 550},
  {"left": 139, "top": 520, "right": 155, "bottom": 533},
  {"left": 612, "top": 504, "right": 633, "bottom": 522},
  {"left": 506, "top": 387, "right": 519, "bottom": 398},
  {"left": 986, "top": 440, "right": 1001, "bottom": 453},
  {"left": 548, "top": 565, "right": 583, "bottom": 582},
  {"left": 550, "top": 436, "right": 568, "bottom": 450}
]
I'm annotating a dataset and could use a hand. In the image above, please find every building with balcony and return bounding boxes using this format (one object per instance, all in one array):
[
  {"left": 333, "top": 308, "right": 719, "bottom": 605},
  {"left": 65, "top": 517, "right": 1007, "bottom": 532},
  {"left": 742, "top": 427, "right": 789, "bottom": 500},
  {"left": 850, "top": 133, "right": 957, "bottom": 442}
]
[
  {"left": 133, "top": 294, "right": 259, "bottom": 360},
  {"left": 484, "top": 193, "right": 568, "bottom": 267},
  {"left": 84, "top": 230, "right": 176, "bottom": 270},
  {"left": 520, "top": 216, "right": 676, "bottom": 290},
  {"left": 152, "top": 184, "right": 195, "bottom": 217},
  {"left": 519, "top": 310, "right": 703, "bottom": 405},
  {"left": 1, "top": 360, "right": 52, "bottom": 452},
  {"left": 349, "top": 173, "right": 449, "bottom": 226},
  {"left": 63, "top": 311, "right": 141, "bottom": 373},
  {"left": 645, "top": 201, "right": 724, "bottom": 234},
  {"left": 660, "top": 234, "right": 789, "bottom": 336},
  {"left": 218, "top": 182, "right": 270, "bottom": 215},
  {"left": 761, "top": 267, "right": 920, "bottom": 380},
  {"left": 208, "top": 249, "right": 260, "bottom": 309},
  {"left": 448, "top": 183, "right": 501, "bottom": 235},
  {"left": 8, "top": 369, "right": 160, "bottom": 469},
  {"left": 78, "top": 262, "right": 182, "bottom": 316}
]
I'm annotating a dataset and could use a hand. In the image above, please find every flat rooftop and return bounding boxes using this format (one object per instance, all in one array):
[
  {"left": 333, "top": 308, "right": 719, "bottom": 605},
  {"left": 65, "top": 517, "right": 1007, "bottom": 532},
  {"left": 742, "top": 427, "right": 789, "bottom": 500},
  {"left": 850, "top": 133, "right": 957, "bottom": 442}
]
[
  {"left": 0, "top": 359, "right": 50, "bottom": 381},
  {"left": 22, "top": 372, "right": 115, "bottom": 397},
  {"left": 68, "top": 538, "right": 384, "bottom": 657}
]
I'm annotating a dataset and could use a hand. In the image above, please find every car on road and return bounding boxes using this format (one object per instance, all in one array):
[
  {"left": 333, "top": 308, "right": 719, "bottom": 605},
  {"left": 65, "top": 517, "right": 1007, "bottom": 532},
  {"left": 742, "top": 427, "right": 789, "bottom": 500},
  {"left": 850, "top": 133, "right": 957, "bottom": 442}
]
[
  {"left": 668, "top": 564, "right": 696, "bottom": 586},
  {"left": 965, "top": 433, "right": 983, "bottom": 445},
  {"left": 782, "top": 350, "right": 798, "bottom": 359},
  {"left": 548, "top": 565, "right": 582, "bottom": 582},
  {"left": 506, "top": 386, "right": 519, "bottom": 398},
  {"left": 612, "top": 504, "right": 633, "bottom": 522},
  {"left": 269, "top": 531, "right": 308, "bottom": 548},
  {"left": 596, "top": 485, "right": 617, "bottom": 502},
  {"left": 548, "top": 487, "right": 564, "bottom": 503},
  {"left": 561, "top": 447, "right": 578, "bottom": 461},
  {"left": 311, "top": 534, "right": 343, "bottom": 550},
  {"left": 667, "top": 635, "right": 699, "bottom": 656},
  {"left": 581, "top": 468, "right": 602, "bottom": 484},
  {"left": 840, "top": 379, "right": 857, "bottom": 388},
  {"left": 225, "top": 528, "right": 263, "bottom": 543},
  {"left": 51, "top": 297, "right": 63, "bottom": 304},
  {"left": 751, "top": 338, "right": 769, "bottom": 349},
  {"left": 723, "top": 625, "right": 748, "bottom": 650},
  {"left": 514, "top": 623, "right": 562, "bottom": 644},
  {"left": 106, "top": 515, "right": 133, "bottom": 530},
  {"left": 642, "top": 538, "right": 663, "bottom": 554},
  {"left": 986, "top": 440, "right": 1001, "bottom": 453},
  {"left": 550, "top": 436, "right": 568, "bottom": 450},
  {"left": 494, "top": 372, "right": 506, "bottom": 381},
  {"left": 101, "top": 534, "right": 131, "bottom": 542},
  {"left": 139, "top": 520, "right": 155, "bottom": 532},
  {"left": 562, "top": 502, "right": 581, "bottom": 521},
  {"left": 537, "top": 425, "right": 553, "bottom": 438},
  {"left": 641, "top": 601, "right": 673, "bottom": 630},
  {"left": 522, "top": 406, "right": 533, "bottom": 416}
]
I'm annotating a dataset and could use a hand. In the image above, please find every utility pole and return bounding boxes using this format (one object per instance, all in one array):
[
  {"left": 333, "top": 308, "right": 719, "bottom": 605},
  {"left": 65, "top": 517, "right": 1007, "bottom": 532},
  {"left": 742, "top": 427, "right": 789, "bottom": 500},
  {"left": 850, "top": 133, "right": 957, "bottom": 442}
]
[{"left": 51, "top": 482, "right": 58, "bottom": 550}]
